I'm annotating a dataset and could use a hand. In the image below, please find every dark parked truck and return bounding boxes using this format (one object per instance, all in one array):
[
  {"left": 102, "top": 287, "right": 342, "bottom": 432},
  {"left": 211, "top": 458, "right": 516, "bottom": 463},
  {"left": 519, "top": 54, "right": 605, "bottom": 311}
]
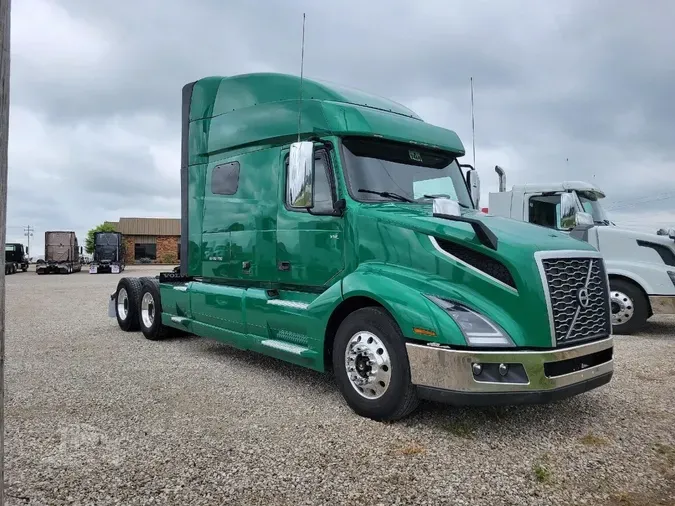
[
  {"left": 37, "top": 231, "right": 83, "bottom": 275},
  {"left": 90, "top": 231, "right": 125, "bottom": 274},
  {"left": 5, "top": 243, "right": 29, "bottom": 274},
  {"left": 107, "top": 73, "right": 614, "bottom": 421}
]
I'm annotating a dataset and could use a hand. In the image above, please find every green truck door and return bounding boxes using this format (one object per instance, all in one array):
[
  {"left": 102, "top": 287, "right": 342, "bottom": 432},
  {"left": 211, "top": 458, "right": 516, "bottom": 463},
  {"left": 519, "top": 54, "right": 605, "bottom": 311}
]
[{"left": 276, "top": 148, "right": 345, "bottom": 288}]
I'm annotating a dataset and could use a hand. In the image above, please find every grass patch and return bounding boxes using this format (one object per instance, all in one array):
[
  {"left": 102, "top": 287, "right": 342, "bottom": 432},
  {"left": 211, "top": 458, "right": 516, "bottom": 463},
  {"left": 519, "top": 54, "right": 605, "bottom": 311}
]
[
  {"left": 532, "top": 462, "right": 553, "bottom": 483},
  {"left": 580, "top": 432, "right": 610, "bottom": 446},
  {"left": 443, "top": 420, "right": 475, "bottom": 439}
]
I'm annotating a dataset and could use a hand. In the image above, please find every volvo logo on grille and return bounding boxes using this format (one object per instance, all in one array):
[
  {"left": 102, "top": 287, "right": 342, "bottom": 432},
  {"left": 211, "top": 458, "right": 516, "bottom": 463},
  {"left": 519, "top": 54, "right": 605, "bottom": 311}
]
[{"left": 577, "top": 287, "right": 590, "bottom": 308}]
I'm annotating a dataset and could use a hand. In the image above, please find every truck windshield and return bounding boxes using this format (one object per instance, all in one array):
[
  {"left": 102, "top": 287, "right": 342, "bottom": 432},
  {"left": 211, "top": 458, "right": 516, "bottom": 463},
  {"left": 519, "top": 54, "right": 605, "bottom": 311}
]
[
  {"left": 340, "top": 137, "right": 473, "bottom": 208},
  {"left": 5, "top": 245, "right": 15, "bottom": 251},
  {"left": 577, "top": 191, "right": 611, "bottom": 225}
]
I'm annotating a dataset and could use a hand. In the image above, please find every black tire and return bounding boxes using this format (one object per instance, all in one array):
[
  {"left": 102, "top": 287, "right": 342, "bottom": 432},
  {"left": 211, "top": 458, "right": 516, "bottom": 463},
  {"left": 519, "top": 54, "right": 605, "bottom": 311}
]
[
  {"left": 609, "top": 278, "right": 649, "bottom": 335},
  {"left": 115, "top": 277, "right": 143, "bottom": 332},
  {"left": 138, "top": 279, "right": 171, "bottom": 341},
  {"left": 332, "top": 307, "right": 420, "bottom": 422}
]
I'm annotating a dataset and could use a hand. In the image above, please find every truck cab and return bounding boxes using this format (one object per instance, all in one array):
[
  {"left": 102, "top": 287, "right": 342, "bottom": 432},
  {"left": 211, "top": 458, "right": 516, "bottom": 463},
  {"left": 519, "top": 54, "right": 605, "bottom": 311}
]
[
  {"left": 4, "top": 243, "right": 29, "bottom": 274},
  {"left": 486, "top": 167, "right": 675, "bottom": 334},
  {"left": 108, "top": 73, "right": 614, "bottom": 421},
  {"left": 90, "top": 231, "right": 125, "bottom": 274}
]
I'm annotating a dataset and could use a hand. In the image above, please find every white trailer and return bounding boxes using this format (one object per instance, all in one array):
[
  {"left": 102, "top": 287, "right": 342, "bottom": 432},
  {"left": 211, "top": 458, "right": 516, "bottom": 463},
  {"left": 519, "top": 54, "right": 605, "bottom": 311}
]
[{"left": 484, "top": 166, "right": 675, "bottom": 334}]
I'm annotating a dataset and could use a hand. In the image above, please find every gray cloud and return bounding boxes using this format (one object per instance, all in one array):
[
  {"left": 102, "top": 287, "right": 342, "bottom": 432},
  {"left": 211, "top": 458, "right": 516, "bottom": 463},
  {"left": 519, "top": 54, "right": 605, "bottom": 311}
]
[{"left": 6, "top": 0, "right": 675, "bottom": 254}]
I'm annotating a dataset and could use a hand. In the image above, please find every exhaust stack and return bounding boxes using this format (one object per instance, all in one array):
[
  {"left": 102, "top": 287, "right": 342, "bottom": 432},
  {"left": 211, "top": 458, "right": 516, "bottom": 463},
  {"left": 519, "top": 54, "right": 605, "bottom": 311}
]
[{"left": 495, "top": 165, "right": 506, "bottom": 192}]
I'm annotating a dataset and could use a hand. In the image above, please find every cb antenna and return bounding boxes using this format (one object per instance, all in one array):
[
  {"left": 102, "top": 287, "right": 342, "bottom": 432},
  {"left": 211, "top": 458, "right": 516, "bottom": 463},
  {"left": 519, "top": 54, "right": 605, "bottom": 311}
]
[
  {"left": 470, "top": 77, "right": 476, "bottom": 168},
  {"left": 296, "top": 13, "right": 306, "bottom": 142}
]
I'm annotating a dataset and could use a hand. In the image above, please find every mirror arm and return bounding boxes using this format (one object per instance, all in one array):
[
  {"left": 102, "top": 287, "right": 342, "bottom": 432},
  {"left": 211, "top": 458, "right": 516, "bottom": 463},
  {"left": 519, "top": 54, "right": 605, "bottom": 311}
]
[
  {"left": 433, "top": 213, "right": 498, "bottom": 250},
  {"left": 306, "top": 136, "right": 333, "bottom": 151}
]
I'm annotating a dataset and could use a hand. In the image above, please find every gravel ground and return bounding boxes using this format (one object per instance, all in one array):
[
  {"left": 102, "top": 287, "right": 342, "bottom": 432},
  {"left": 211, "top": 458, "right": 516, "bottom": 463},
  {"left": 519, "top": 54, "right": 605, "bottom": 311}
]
[{"left": 4, "top": 266, "right": 675, "bottom": 506}]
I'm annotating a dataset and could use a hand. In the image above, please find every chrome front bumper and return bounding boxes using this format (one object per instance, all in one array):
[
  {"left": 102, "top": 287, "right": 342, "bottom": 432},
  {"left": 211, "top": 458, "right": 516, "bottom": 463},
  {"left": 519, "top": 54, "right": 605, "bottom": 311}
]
[
  {"left": 405, "top": 337, "right": 613, "bottom": 406},
  {"left": 649, "top": 295, "right": 675, "bottom": 315}
]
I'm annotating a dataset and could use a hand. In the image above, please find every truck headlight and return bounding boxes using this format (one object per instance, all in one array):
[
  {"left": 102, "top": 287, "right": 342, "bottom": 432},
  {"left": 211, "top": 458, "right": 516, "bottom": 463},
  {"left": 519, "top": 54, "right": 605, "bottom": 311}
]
[{"left": 425, "top": 295, "right": 515, "bottom": 347}]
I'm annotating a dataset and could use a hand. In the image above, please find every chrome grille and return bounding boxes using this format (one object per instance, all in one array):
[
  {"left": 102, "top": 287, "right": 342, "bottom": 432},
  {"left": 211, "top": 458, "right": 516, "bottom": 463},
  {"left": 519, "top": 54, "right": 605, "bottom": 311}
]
[{"left": 541, "top": 257, "right": 611, "bottom": 344}]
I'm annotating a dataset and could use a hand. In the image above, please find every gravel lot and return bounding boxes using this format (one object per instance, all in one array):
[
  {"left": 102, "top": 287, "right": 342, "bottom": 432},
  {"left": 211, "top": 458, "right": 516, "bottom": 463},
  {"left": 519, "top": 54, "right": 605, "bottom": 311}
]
[{"left": 4, "top": 266, "right": 675, "bottom": 505}]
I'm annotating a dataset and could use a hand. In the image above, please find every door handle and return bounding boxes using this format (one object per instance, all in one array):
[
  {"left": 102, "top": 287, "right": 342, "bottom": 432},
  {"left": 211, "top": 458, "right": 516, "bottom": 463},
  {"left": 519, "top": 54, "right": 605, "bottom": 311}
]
[{"left": 278, "top": 261, "right": 291, "bottom": 271}]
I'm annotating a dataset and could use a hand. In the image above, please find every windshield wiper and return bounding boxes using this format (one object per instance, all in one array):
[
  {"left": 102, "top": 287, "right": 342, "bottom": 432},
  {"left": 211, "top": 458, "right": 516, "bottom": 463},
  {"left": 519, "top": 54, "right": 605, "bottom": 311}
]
[
  {"left": 358, "top": 189, "right": 413, "bottom": 203},
  {"left": 419, "top": 194, "right": 471, "bottom": 208}
]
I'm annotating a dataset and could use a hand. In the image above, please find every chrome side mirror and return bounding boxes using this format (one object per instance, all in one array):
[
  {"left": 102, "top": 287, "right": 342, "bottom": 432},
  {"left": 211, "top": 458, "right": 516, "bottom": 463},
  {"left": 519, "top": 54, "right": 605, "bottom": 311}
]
[
  {"left": 560, "top": 192, "right": 578, "bottom": 229},
  {"left": 561, "top": 191, "right": 594, "bottom": 230},
  {"left": 467, "top": 169, "right": 481, "bottom": 208},
  {"left": 432, "top": 197, "right": 461, "bottom": 217},
  {"left": 287, "top": 141, "right": 315, "bottom": 209}
]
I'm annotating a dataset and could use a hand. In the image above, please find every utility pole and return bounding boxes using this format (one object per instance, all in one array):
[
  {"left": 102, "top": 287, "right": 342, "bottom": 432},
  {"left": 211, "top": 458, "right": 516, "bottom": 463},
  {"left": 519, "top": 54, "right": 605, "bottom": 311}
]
[
  {"left": 24, "top": 225, "right": 33, "bottom": 257},
  {"left": 1, "top": 1, "right": 11, "bottom": 504}
]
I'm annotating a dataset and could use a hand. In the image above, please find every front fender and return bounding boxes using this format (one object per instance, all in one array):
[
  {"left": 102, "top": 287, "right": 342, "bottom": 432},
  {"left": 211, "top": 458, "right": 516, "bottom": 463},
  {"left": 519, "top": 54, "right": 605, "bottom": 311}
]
[
  {"left": 341, "top": 262, "right": 468, "bottom": 346},
  {"left": 606, "top": 261, "right": 675, "bottom": 296}
]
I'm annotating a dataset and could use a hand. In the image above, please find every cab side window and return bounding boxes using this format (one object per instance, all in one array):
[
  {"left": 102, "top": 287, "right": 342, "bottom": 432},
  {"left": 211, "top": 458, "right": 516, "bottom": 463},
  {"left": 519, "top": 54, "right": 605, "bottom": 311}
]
[
  {"left": 528, "top": 194, "right": 562, "bottom": 229},
  {"left": 286, "top": 150, "right": 335, "bottom": 214}
]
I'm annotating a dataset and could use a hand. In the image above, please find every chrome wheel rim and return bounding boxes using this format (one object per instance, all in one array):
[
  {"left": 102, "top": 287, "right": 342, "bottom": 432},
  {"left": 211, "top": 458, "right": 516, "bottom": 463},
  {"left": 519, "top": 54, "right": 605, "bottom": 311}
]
[
  {"left": 344, "top": 331, "right": 392, "bottom": 400},
  {"left": 611, "top": 290, "right": 634, "bottom": 325},
  {"left": 141, "top": 292, "right": 155, "bottom": 328},
  {"left": 117, "top": 288, "right": 129, "bottom": 320}
]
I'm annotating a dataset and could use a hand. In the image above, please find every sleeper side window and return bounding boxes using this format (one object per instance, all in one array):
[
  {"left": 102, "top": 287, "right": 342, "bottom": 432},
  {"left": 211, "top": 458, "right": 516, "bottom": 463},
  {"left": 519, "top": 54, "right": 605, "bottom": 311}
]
[
  {"left": 211, "top": 161, "right": 240, "bottom": 195},
  {"left": 528, "top": 194, "right": 562, "bottom": 229},
  {"left": 286, "top": 151, "right": 335, "bottom": 214}
]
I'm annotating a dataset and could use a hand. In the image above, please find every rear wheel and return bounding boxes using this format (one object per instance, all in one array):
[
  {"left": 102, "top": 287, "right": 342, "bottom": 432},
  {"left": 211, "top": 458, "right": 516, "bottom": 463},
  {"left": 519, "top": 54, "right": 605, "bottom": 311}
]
[
  {"left": 610, "top": 278, "right": 648, "bottom": 335},
  {"left": 332, "top": 307, "right": 419, "bottom": 421},
  {"left": 115, "top": 277, "right": 142, "bottom": 331},
  {"left": 138, "top": 280, "right": 171, "bottom": 341}
]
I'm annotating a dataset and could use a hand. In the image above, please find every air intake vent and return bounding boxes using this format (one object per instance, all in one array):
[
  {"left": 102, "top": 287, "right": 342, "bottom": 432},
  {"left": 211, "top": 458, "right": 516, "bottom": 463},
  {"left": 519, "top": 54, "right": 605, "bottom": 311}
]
[{"left": 433, "top": 237, "right": 517, "bottom": 289}]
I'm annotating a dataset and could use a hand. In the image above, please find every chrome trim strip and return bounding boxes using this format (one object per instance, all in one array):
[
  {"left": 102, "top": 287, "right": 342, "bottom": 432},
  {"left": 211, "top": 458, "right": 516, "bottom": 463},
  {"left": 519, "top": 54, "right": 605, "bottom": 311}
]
[
  {"left": 428, "top": 236, "right": 518, "bottom": 294},
  {"left": 533, "top": 249, "right": 604, "bottom": 347},
  {"left": 173, "top": 285, "right": 188, "bottom": 292},
  {"left": 260, "top": 339, "right": 307, "bottom": 354},
  {"left": 406, "top": 336, "right": 613, "bottom": 393},
  {"left": 266, "top": 299, "right": 309, "bottom": 310}
]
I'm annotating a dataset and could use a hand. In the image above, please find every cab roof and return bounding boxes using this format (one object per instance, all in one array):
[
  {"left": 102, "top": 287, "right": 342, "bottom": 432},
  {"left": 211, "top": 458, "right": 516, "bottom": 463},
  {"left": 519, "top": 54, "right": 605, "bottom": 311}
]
[
  {"left": 510, "top": 181, "right": 606, "bottom": 198},
  {"left": 187, "top": 73, "right": 465, "bottom": 161}
]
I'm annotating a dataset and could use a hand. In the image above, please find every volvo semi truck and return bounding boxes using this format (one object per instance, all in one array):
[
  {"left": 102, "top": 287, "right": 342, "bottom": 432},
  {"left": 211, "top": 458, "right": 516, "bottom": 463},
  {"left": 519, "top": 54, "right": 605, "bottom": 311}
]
[
  {"left": 106, "top": 73, "right": 614, "bottom": 421},
  {"left": 4, "top": 243, "right": 29, "bottom": 274},
  {"left": 485, "top": 166, "right": 675, "bottom": 335},
  {"left": 90, "top": 231, "right": 125, "bottom": 274},
  {"left": 37, "top": 231, "right": 83, "bottom": 275}
]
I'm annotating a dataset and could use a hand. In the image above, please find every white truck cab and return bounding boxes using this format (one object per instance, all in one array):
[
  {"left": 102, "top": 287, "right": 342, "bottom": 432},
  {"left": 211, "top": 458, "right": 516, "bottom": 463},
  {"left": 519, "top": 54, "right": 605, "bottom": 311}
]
[{"left": 484, "top": 166, "right": 675, "bottom": 334}]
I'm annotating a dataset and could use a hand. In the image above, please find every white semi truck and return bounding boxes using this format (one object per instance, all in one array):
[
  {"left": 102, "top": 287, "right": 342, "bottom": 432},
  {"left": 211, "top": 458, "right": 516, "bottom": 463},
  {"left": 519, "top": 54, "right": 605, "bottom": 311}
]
[{"left": 482, "top": 166, "right": 675, "bottom": 335}]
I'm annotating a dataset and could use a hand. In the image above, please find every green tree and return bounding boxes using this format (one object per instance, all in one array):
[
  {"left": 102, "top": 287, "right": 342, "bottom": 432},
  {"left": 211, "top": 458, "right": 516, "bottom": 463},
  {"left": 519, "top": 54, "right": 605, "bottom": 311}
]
[{"left": 85, "top": 222, "right": 117, "bottom": 255}]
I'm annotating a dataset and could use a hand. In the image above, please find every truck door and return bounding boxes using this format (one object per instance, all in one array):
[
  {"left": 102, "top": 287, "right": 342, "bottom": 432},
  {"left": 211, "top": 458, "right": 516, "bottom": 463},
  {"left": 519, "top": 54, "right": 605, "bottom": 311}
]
[{"left": 276, "top": 147, "right": 345, "bottom": 288}]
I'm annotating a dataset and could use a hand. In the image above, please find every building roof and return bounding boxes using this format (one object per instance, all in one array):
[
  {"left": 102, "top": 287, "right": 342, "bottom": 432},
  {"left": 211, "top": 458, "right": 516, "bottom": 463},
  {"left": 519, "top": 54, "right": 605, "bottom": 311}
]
[{"left": 114, "top": 218, "right": 180, "bottom": 236}]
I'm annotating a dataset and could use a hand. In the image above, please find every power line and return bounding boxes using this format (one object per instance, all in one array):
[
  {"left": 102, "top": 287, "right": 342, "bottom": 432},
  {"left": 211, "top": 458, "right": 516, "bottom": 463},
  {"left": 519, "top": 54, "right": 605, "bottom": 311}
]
[{"left": 605, "top": 192, "right": 675, "bottom": 211}]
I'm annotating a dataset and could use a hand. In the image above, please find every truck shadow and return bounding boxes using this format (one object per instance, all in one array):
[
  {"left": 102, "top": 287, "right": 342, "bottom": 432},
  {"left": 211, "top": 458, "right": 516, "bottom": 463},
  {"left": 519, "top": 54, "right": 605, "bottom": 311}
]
[
  {"left": 182, "top": 335, "right": 613, "bottom": 436},
  {"left": 635, "top": 318, "right": 675, "bottom": 339}
]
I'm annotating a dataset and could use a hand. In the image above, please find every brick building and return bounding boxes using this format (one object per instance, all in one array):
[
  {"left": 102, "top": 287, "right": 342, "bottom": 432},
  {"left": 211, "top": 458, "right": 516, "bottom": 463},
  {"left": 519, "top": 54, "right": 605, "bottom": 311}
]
[{"left": 105, "top": 218, "right": 181, "bottom": 265}]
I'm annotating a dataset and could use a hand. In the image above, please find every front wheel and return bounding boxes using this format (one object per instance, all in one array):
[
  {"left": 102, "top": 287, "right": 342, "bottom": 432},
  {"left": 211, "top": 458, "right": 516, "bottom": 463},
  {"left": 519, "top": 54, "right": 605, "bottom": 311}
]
[
  {"left": 332, "top": 307, "right": 419, "bottom": 422},
  {"left": 610, "top": 278, "right": 649, "bottom": 335}
]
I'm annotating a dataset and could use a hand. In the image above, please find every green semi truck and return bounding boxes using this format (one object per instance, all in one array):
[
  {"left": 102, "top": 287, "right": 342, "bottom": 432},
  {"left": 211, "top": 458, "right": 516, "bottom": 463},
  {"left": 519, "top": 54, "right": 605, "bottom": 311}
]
[{"left": 108, "top": 73, "right": 614, "bottom": 421}]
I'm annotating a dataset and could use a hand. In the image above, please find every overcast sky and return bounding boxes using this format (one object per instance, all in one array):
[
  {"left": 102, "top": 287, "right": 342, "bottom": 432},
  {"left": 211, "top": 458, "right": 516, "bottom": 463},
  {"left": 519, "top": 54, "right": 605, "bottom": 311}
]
[{"left": 6, "top": 0, "right": 675, "bottom": 255}]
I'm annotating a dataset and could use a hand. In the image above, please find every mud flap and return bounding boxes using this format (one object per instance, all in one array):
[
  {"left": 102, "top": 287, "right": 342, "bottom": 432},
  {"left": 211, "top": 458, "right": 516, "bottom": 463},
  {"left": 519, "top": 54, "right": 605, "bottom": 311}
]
[{"left": 108, "top": 295, "right": 116, "bottom": 317}]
